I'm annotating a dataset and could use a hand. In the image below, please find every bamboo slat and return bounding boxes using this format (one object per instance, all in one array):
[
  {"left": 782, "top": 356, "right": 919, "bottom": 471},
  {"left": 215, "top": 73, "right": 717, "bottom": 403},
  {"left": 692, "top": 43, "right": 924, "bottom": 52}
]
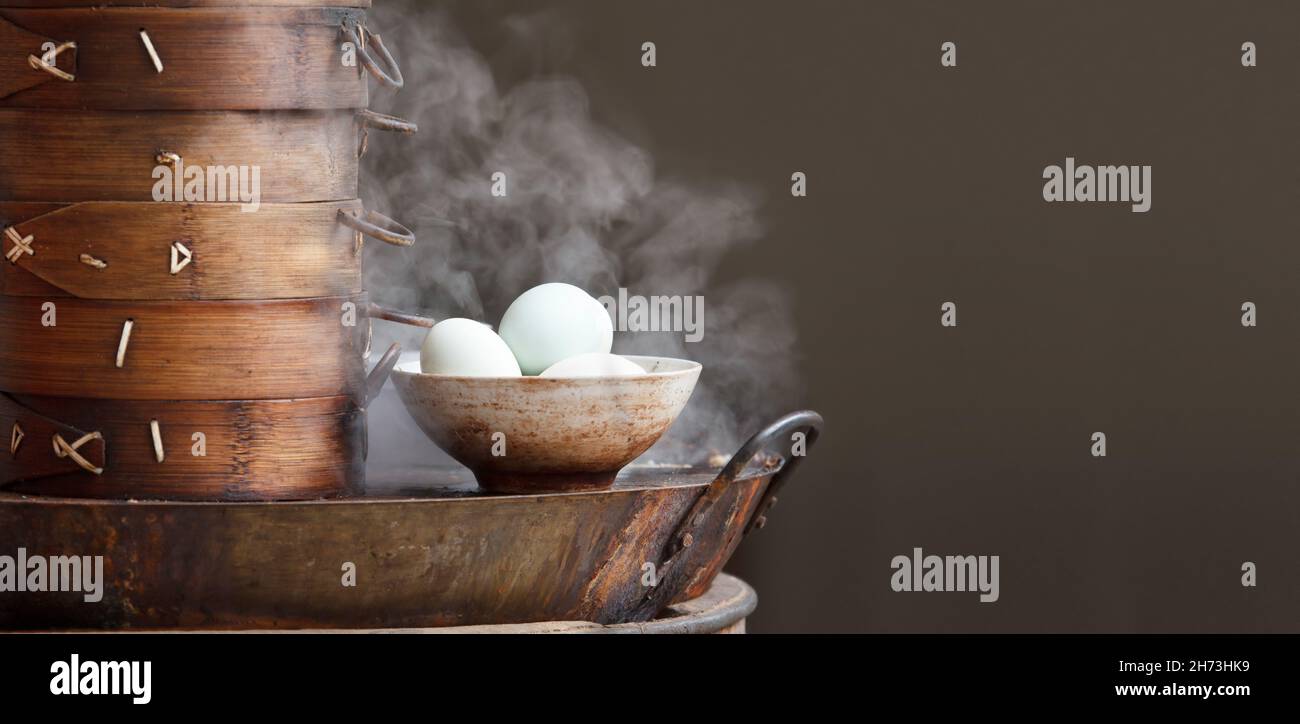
[
  {"left": 0, "top": 392, "right": 365, "bottom": 500},
  {"left": 0, "top": 293, "right": 370, "bottom": 400},
  {"left": 0, "top": 200, "right": 383, "bottom": 300},
  {"left": 0, "top": 7, "right": 373, "bottom": 110},
  {"left": 0, "top": 109, "right": 361, "bottom": 202}
]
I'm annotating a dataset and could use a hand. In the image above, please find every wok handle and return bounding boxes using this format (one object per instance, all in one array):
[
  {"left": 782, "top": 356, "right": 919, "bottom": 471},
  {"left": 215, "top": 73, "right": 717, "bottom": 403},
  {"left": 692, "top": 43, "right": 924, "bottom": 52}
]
[
  {"left": 737, "top": 410, "right": 824, "bottom": 534},
  {"left": 338, "top": 207, "right": 415, "bottom": 247},
  {"left": 670, "top": 409, "right": 823, "bottom": 552},
  {"left": 679, "top": 410, "right": 824, "bottom": 551},
  {"left": 364, "top": 342, "right": 402, "bottom": 408},
  {"left": 632, "top": 410, "right": 823, "bottom": 620},
  {"left": 340, "top": 20, "right": 404, "bottom": 89}
]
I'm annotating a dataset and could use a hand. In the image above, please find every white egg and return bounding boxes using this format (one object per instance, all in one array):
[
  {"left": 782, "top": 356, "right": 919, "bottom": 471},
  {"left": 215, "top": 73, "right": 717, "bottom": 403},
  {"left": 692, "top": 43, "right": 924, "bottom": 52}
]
[
  {"left": 498, "top": 283, "right": 613, "bottom": 375},
  {"left": 420, "top": 318, "right": 522, "bottom": 377},
  {"left": 540, "top": 353, "right": 645, "bottom": 378}
]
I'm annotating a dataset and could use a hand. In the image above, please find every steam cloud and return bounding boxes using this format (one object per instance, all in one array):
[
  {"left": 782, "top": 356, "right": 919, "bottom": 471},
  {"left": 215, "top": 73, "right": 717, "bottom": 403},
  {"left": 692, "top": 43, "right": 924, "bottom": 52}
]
[{"left": 361, "top": 2, "right": 801, "bottom": 471}]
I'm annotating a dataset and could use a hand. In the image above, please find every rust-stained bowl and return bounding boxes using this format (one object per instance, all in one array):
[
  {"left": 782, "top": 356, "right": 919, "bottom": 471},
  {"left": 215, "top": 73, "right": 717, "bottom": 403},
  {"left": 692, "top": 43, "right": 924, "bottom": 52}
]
[{"left": 391, "top": 356, "right": 701, "bottom": 493}]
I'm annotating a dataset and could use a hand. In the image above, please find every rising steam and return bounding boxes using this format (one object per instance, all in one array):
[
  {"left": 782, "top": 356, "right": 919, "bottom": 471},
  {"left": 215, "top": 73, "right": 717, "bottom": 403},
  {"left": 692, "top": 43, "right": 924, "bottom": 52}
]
[{"left": 360, "top": 2, "right": 801, "bottom": 470}]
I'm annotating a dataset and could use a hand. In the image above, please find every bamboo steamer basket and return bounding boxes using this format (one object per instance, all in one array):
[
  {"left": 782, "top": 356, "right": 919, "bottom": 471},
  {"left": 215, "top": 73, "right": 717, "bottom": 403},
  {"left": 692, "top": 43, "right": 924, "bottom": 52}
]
[
  {"left": 0, "top": 108, "right": 414, "bottom": 202},
  {"left": 0, "top": 345, "right": 398, "bottom": 500},
  {"left": 1, "top": 395, "right": 359, "bottom": 500},
  {"left": 0, "top": 6, "right": 403, "bottom": 110},
  {"left": 0, "top": 412, "right": 823, "bottom": 628},
  {"left": 0, "top": 199, "right": 414, "bottom": 300},
  {"left": 0, "top": 292, "right": 382, "bottom": 400}
]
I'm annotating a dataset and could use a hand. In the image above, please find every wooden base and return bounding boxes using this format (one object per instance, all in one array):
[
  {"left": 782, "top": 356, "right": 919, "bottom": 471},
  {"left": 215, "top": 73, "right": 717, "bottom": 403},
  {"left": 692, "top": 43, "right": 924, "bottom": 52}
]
[{"left": 20, "top": 575, "right": 758, "bottom": 635}]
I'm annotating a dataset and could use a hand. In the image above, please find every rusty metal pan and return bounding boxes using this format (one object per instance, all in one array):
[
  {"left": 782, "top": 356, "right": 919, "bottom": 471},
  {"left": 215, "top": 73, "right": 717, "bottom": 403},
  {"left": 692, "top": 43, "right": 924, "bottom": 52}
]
[
  {"left": 0, "top": 411, "right": 822, "bottom": 629},
  {"left": 0, "top": 108, "right": 414, "bottom": 203},
  {"left": 0, "top": 199, "right": 414, "bottom": 300},
  {"left": 0, "top": 7, "right": 401, "bottom": 110}
]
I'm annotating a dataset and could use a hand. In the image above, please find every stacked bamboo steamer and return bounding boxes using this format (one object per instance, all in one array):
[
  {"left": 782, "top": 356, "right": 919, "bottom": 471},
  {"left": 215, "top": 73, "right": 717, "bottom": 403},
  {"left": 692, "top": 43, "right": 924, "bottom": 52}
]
[{"left": 0, "top": 0, "right": 416, "bottom": 500}]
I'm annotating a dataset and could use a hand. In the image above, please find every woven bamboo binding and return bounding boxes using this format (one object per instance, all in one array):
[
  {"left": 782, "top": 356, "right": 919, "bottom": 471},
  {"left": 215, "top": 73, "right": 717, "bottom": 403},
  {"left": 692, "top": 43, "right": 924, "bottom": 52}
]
[
  {"left": 26, "top": 40, "right": 74, "bottom": 82},
  {"left": 52, "top": 431, "right": 103, "bottom": 474}
]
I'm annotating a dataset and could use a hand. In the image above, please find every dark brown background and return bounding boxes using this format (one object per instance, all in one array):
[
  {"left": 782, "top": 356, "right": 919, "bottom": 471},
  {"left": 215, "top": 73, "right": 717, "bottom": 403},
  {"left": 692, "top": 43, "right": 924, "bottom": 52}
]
[{"left": 370, "top": 0, "right": 1300, "bottom": 632}]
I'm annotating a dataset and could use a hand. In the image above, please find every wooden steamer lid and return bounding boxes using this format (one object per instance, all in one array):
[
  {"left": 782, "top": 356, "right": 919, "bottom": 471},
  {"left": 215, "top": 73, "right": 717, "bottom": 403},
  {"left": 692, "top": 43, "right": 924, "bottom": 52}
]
[{"left": 0, "top": 7, "right": 393, "bottom": 110}]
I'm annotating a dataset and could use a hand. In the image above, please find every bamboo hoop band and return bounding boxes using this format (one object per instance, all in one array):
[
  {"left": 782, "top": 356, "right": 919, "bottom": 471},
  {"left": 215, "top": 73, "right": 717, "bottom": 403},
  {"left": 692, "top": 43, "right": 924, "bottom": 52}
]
[
  {"left": 0, "top": 295, "right": 371, "bottom": 401},
  {"left": 0, "top": 200, "right": 386, "bottom": 300},
  {"left": 0, "top": 109, "right": 359, "bottom": 203},
  {"left": 2, "top": 395, "right": 364, "bottom": 501},
  {"left": 0, "top": 341, "right": 398, "bottom": 498},
  {"left": 52, "top": 431, "right": 103, "bottom": 475},
  {"left": 2, "top": 8, "right": 373, "bottom": 110},
  {"left": 27, "top": 40, "right": 75, "bottom": 82},
  {"left": 341, "top": 22, "right": 403, "bottom": 88},
  {"left": 337, "top": 208, "right": 415, "bottom": 247}
]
